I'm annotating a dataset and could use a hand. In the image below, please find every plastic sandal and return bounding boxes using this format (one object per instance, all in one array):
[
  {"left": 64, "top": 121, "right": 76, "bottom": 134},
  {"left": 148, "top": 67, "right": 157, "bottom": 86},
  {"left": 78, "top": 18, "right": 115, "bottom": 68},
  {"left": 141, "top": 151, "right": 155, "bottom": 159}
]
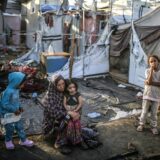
[
  {"left": 137, "top": 125, "right": 144, "bottom": 132},
  {"left": 151, "top": 128, "right": 159, "bottom": 135}
]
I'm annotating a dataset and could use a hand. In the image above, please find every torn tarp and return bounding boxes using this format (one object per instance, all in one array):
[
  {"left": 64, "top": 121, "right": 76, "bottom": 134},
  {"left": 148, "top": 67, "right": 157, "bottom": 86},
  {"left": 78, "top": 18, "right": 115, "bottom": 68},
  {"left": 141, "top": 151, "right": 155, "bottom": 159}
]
[
  {"left": 110, "top": 26, "right": 131, "bottom": 57},
  {"left": 129, "top": 23, "right": 147, "bottom": 88},
  {"left": 48, "top": 24, "right": 111, "bottom": 79}
]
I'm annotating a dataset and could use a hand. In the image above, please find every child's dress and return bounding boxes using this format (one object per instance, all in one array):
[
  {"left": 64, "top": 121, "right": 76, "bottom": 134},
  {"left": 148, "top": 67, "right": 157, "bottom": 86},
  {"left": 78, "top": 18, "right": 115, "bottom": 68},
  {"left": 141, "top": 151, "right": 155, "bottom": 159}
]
[
  {"left": 140, "top": 68, "right": 160, "bottom": 128},
  {"left": 65, "top": 92, "right": 82, "bottom": 144},
  {"left": 65, "top": 92, "right": 82, "bottom": 114}
]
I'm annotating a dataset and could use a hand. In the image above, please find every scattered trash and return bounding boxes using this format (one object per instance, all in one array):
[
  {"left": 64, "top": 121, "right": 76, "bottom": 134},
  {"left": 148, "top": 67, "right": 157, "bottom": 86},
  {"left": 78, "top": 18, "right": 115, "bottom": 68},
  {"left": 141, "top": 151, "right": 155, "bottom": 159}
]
[
  {"left": 87, "top": 112, "right": 101, "bottom": 118},
  {"left": 82, "top": 127, "right": 99, "bottom": 139},
  {"left": 32, "top": 92, "right": 38, "bottom": 98},
  {"left": 32, "top": 92, "right": 38, "bottom": 103},
  {"left": 128, "top": 142, "right": 136, "bottom": 151},
  {"left": 85, "top": 139, "right": 102, "bottom": 149},
  {"left": 118, "top": 84, "right": 126, "bottom": 88},
  {"left": 109, "top": 107, "right": 141, "bottom": 121},
  {"left": 104, "top": 109, "right": 117, "bottom": 120}
]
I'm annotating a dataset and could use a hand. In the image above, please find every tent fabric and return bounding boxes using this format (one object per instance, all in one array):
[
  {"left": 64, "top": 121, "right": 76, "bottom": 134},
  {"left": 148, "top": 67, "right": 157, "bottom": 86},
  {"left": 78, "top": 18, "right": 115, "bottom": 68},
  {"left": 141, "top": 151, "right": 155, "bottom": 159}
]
[
  {"left": 135, "top": 7, "right": 160, "bottom": 26},
  {"left": 128, "top": 7, "right": 160, "bottom": 88},
  {"left": 16, "top": 31, "right": 42, "bottom": 63},
  {"left": 135, "top": 25, "right": 160, "bottom": 57},
  {"left": 40, "top": 4, "right": 78, "bottom": 14},
  {"left": 109, "top": 7, "right": 160, "bottom": 57},
  {"left": 16, "top": 15, "right": 63, "bottom": 64},
  {"left": 109, "top": 7, "right": 160, "bottom": 87},
  {"left": 48, "top": 24, "right": 111, "bottom": 79},
  {"left": 109, "top": 27, "right": 131, "bottom": 57},
  {"left": 134, "top": 7, "right": 160, "bottom": 57},
  {"left": 135, "top": 25, "right": 160, "bottom": 40},
  {"left": 129, "top": 23, "right": 148, "bottom": 88},
  {"left": 40, "top": 4, "right": 61, "bottom": 13}
]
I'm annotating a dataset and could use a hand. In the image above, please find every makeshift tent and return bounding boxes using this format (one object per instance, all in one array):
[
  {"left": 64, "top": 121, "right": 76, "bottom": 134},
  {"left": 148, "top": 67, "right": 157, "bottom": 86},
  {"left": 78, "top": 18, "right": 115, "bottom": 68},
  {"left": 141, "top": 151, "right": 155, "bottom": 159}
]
[
  {"left": 109, "top": 7, "right": 160, "bottom": 88},
  {"left": 49, "top": 24, "right": 111, "bottom": 79},
  {"left": 16, "top": 14, "right": 63, "bottom": 64},
  {"left": 129, "top": 7, "right": 160, "bottom": 87},
  {"left": 129, "top": 23, "right": 148, "bottom": 87},
  {"left": 109, "top": 23, "right": 131, "bottom": 82}
]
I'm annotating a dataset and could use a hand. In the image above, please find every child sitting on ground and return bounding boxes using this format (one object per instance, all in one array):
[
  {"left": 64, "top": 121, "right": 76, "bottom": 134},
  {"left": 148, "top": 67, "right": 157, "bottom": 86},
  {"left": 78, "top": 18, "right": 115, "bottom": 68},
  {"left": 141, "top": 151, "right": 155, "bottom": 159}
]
[
  {"left": 0, "top": 72, "right": 34, "bottom": 149},
  {"left": 63, "top": 80, "right": 83, "bottom": 116},
  {"left": 63, "top": 80, "right": 88, "bottom": 149},
  {"left": 137, "top": 55, "right": 160, "bottom": 135}
]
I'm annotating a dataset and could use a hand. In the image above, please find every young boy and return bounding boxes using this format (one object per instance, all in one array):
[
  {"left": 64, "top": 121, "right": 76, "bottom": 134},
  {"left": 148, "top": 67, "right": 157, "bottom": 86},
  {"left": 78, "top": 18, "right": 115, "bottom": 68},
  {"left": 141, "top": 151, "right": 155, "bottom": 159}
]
[{"left": 0, "top": 72, "right": 34, "bottom": 149}]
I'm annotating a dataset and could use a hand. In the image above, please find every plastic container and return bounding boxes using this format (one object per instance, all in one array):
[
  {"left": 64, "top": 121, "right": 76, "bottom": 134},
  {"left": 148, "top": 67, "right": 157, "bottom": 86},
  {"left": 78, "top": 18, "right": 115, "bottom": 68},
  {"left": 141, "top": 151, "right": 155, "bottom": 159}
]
[
  {"left": 1, "top": 113, "right": 21, "bottom": 125},
  {"left": 45, "top": 56, "right": 68, "bottom": 73}
]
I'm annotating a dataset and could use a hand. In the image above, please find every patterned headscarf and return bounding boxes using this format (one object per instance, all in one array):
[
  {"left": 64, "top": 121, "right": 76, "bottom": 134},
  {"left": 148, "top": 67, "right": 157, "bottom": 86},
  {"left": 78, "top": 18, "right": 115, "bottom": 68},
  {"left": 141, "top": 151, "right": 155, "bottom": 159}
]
[
  {"left": 42, "top": 75, "right": 66, "bottom": 121},
  {"left": 51, "top": 74, "right": 65, "bottom": 90}
]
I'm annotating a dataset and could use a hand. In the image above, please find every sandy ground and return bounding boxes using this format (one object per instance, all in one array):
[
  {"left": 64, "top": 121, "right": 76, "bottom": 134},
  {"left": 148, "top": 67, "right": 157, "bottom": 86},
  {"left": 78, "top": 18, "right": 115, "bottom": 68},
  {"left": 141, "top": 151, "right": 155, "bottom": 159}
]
[{"left": 0, "top": 76, "right": 160, "bottom": 160}]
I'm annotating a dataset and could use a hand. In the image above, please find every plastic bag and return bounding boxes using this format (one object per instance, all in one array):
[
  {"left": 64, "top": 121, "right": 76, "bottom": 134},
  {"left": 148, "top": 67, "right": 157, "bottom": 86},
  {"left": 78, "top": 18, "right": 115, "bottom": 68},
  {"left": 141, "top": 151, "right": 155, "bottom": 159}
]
[{"left": 1, "top": 113, "right": 21, "bottom": 125}]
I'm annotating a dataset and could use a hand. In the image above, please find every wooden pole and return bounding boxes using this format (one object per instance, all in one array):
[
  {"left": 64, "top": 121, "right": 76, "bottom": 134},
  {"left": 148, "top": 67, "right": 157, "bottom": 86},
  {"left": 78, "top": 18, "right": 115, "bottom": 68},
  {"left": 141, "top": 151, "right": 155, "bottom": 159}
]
[{"left": 69, "top": 33, "right": 76, "bottom": 80}]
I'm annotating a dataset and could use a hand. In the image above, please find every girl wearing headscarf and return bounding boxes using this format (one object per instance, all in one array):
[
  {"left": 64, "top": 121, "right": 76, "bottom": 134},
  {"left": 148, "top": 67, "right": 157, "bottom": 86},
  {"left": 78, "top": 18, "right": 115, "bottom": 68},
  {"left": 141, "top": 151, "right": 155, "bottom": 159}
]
[{"left": 42, "top": 75, "right": 86, "bottom": 154}]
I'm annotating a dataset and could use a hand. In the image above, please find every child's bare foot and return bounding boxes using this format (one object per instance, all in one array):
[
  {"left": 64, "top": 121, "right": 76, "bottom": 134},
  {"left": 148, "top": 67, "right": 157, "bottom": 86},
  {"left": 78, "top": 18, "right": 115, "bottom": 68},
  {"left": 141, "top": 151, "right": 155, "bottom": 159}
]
[{"left": 137, "top": 125, "right": 144, "bottom": 132}]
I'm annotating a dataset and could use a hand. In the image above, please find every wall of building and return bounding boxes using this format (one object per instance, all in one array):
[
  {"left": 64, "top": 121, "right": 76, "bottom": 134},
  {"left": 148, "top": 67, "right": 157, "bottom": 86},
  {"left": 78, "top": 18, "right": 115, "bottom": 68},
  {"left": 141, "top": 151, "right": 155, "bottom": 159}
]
[
  {"left": 0, "top": 11, "right": 4, "bottom": 46},
  {"left": 22, "top": 0, "right": 40, "bottom": 48},
  {"left": 3, "top": 14, "right": 21, "bottom": 45}
]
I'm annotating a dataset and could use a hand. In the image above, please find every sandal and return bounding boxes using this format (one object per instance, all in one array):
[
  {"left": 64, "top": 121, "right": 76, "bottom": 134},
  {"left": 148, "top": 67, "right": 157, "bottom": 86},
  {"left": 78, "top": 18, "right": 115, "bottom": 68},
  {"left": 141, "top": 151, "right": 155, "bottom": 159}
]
[
  {"left": 137, "top": 125, "right": 144, "bottom": 132},
  {"left": 151, "top": 128, "right": 159, "bottom": 135},
  {"left": 54, "top": 143, "right": 60, "bottom": 149}
]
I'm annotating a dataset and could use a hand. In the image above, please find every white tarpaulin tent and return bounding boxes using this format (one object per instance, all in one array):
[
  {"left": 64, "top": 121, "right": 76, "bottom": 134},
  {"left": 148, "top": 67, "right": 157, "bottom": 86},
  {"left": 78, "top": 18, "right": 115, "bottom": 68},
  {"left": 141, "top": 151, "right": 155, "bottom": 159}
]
[
  {"left": 129, "top": 23, "right": 147, "bottom": 88},
  {"left": 110, "top": 7, "right": 160, "bottom": 88},
  {"left": 16, "top": 15, "right": 63, "bottom": 64},
  {"left": 49, "top": 24, "right": 111, "bottom": 79},
  {"left": 129, "top": 7, "right": 160, "bottom": 88}
]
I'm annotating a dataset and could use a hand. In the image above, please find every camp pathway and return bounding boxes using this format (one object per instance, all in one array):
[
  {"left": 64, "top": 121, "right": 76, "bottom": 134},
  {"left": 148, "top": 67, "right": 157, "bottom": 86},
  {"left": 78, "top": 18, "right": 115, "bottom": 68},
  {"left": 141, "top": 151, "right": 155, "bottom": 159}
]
[
  {"left": 1, "top": 116, "right": 160, "bottom": 160},
  {"left": 0, "top": 76, "right": 159, "bottom": 160}
]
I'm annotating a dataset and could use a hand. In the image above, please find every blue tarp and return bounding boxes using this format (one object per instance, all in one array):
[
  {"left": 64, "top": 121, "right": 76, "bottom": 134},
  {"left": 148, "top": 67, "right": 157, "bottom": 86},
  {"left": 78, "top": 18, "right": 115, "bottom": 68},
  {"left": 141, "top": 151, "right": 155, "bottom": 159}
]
[
  {"left": 40, "top": 4, "right": 60, "bottom": 13},
  {"left": 40, "top": 4, "right": 78, "bottom": 13}
]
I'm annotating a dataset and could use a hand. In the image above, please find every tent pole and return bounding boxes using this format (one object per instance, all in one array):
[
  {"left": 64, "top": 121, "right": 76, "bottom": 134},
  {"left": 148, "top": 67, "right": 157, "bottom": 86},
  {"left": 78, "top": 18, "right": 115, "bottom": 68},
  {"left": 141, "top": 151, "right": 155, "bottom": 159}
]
[
  {"left": 69, "top": 33, "right": 76, "bottom": 80},
  {"left": 131, "top": 0, "right": 134, "bottom": 22},
  {"left": 82, "top": 8, "right": 85, "bottom": 78},
  {"left": 131, "top": 0, "right": 134, "bottom": 52}
]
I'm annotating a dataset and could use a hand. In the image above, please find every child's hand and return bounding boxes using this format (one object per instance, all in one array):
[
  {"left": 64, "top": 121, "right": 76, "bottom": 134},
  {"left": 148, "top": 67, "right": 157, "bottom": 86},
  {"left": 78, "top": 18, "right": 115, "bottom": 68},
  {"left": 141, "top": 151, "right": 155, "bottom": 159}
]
[
  {"left": 73, "top": 109, "right": 78, "bottom": 112},
  {"left": 145, "top": 80, "right": 152, "bottom": 85},
  {"left": 145, "top": 80, "right": 149, "bottom": 85},
  {"left": 151, "top": 64, "right": 154, "bottom": 70},
  {"left": 15, "top": 110, "right": 21, "bottom": 116},
  {"left": 68, "top": 111, "right": 80, "bottom": 120}
]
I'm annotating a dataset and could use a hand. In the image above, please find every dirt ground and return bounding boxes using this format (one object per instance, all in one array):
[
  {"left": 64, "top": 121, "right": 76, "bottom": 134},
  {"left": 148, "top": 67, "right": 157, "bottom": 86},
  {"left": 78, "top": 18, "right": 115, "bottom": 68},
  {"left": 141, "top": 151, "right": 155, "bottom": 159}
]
[{"left": 0, "top": 76, "right": 160, "bottom": 160}]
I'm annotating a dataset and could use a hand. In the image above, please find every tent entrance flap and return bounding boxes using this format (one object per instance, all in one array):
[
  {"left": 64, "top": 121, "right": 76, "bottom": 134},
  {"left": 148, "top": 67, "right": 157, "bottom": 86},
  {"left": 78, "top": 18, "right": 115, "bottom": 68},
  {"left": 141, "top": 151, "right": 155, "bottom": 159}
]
[
  {"left": 129, "top": 24, "right": 147, "bottom": 88},
  {"left": 109, "top": 26, "right": 131, "bottom": 82}
]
